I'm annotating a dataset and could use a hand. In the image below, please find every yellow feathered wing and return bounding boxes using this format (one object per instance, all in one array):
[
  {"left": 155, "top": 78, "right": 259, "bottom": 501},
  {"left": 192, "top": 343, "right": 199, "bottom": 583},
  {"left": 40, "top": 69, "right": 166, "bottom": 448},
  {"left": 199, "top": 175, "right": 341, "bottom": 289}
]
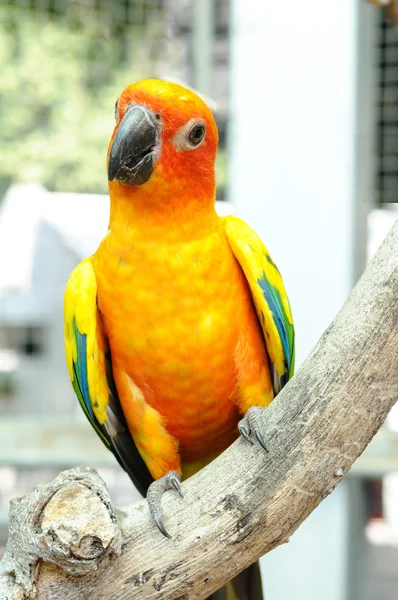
[
  {"left": 223, "top": 216, "right": 295, "bottom": 393},
  {"left": 64, "top": 259, "right": 153, "bottom": 494}
]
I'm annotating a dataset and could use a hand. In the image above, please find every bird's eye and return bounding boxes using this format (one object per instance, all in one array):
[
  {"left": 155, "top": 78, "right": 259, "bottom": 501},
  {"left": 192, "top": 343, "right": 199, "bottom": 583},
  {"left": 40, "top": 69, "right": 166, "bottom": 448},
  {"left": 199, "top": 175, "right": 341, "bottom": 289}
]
[
  {"left": 114, "top": 98, "right": 120, "bottom": 123},
  {"left": 188, "top": 123, "right": 205, "bottom": 146},
  {"left": 173, "top": 119, "right": 206, "bottom": 151}
]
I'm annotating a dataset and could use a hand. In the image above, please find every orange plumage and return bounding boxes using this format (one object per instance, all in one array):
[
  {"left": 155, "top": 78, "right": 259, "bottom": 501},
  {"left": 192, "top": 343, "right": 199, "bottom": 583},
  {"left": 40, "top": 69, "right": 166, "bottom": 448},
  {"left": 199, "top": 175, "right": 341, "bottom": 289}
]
[
  {"left": 65, "top": 79, "right": 294, "bottom": 596},
  {"left": 92, "top": 80, "right": 272, "bottom": 480}
]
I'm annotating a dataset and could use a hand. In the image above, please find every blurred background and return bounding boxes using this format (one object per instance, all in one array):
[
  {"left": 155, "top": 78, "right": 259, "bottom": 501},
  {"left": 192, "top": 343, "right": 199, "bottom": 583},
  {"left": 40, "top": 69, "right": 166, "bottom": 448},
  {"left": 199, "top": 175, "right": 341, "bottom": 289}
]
[{"left": 0, "top": 0, "right": 397, "bottom": 598}]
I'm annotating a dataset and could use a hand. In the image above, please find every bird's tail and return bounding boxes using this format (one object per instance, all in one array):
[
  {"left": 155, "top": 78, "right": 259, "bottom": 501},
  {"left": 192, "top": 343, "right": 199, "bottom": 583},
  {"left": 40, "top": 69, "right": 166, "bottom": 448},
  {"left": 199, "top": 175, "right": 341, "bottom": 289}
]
[{"left": 207, "top": 561, "right": 264, "bottom": 600}]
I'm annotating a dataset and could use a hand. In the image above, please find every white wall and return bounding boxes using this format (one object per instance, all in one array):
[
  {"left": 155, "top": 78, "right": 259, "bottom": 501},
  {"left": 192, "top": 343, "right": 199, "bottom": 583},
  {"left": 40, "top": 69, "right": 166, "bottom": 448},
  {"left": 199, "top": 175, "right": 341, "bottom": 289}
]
[
  {"left": 0, "top": 223, "right": 79, "bottom": 418},
  {"left": 228, "top": 2, "right": 378, "bottom": 599},
  {"left": 261, "top": 482, "right": 350, "bottom": 600},
  {"left": 229, "top": 0, "right": 360, "bottom": 367}
]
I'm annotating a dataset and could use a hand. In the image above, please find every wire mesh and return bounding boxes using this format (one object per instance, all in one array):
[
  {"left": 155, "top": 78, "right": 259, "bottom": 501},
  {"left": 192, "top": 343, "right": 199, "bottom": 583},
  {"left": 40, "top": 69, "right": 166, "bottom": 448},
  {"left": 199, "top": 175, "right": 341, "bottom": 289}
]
[
  {"left": 0, "top": 0, "right": 230, "bottom": 195},
  {"left": 377, "top": 11, "right": 398, "bottom": 204}
]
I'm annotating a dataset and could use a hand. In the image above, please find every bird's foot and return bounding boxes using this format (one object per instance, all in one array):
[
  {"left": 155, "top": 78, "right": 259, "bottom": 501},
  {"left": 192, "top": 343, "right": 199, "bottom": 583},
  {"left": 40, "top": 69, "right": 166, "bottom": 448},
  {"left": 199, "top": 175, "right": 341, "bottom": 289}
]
[
  {"left": 238, "top": 406, "right": 268, "bottom": 452},
  {"left": 146, "top": 471, "right": 183, "bottom": 538}
]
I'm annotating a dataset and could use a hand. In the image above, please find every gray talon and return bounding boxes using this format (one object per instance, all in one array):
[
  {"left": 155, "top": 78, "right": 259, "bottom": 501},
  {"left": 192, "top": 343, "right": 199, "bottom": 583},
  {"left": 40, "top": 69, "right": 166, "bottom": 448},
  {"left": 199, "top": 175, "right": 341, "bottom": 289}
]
[
  {"left": 255, "top": 429, "right": 268, "bottom": 452},
  {"left": 239, "top": 407, "right": 268, "bottom": 452},
  {"left": 238, "top": 422, "right": 253, "bottom": 444},
  {"left": 147, "top": 471, "right": 182, "bottom": 538},
  {"left": 170, "top": 474, "right": 183, "bottom": 497},
  {"left": 154, "top": 513, "right": 171, "bottom": 538}
]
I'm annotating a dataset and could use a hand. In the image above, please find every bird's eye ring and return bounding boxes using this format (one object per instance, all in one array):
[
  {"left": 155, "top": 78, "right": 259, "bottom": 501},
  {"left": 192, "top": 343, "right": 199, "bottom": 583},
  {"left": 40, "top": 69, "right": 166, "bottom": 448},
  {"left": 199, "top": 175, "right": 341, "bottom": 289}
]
[{"left": 188, "top": 123, "right": 205, "bottom": 146}]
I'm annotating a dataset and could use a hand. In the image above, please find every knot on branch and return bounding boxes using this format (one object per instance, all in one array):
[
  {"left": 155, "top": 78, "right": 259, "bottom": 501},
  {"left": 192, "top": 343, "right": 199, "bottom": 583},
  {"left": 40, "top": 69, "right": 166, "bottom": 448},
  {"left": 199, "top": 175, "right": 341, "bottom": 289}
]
[{"left": 0, "top": 467, "right": 121, "bottom": 599}]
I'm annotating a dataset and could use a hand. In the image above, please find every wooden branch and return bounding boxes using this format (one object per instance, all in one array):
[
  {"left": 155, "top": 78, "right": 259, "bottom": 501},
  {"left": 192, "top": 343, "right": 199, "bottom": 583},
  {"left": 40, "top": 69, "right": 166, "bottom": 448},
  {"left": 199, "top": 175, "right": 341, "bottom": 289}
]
[
  {"left": 0, "top": 468, "right": 121, "bottom": 600},
  {"left": 2, "top": 221, "right": 398, "bottom": 600}
]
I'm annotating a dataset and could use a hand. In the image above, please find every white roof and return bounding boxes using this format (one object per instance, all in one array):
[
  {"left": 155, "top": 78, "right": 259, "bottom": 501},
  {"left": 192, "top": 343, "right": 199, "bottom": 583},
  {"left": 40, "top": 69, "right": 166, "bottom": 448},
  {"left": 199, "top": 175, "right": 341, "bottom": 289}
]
[{"left": 0, "top": 183, "right": 110, "bottom": 295}]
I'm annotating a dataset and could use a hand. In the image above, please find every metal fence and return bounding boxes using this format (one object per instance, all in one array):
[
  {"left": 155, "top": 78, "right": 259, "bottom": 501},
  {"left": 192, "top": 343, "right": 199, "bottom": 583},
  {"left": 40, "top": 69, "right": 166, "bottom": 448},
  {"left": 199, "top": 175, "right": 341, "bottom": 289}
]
[{"left": 377, "top": 11, "right": 398, "bottom": 204}]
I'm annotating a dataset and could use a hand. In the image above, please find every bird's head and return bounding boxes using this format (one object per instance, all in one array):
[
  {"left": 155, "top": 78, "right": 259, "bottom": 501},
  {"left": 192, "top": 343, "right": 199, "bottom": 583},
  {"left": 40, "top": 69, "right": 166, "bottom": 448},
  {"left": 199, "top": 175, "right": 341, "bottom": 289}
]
[{"left": 107, "top": 80, "right": 218, "bottom": 205}]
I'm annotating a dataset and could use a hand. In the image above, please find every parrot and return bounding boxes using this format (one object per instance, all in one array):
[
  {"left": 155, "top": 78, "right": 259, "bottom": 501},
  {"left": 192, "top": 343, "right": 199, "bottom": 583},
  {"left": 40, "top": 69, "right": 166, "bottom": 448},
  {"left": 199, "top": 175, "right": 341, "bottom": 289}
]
[{"left": 64, "top": 79, "right": 294, "bottom": 600}]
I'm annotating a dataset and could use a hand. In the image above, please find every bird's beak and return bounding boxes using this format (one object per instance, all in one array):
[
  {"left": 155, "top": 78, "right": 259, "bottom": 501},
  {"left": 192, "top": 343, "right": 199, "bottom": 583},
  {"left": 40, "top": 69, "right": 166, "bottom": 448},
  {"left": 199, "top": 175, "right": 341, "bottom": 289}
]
[{"left": 108, "top": 105, "right": 159, "bottom": 186}]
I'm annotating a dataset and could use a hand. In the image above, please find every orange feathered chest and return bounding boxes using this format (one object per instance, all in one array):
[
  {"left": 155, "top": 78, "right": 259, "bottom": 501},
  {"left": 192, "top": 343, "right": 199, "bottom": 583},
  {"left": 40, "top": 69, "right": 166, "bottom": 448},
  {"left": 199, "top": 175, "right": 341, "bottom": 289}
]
[{"left": 92, "top": 212, "right": 264, "bottom": 460}]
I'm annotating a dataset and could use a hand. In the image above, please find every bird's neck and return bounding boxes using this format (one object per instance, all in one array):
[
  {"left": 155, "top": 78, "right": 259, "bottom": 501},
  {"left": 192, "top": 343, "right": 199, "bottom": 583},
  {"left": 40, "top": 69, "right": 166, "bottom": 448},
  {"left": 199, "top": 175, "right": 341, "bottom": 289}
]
[{"left": 108, "top": 181, "right": 219, "bottom": 242}]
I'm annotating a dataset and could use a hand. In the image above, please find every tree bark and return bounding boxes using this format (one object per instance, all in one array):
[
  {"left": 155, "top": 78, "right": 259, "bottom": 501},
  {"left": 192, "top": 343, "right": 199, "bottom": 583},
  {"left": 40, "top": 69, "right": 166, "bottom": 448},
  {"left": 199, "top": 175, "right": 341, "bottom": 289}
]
[{"left": 2, "top": 220, "right": 398, "bottom": 600}]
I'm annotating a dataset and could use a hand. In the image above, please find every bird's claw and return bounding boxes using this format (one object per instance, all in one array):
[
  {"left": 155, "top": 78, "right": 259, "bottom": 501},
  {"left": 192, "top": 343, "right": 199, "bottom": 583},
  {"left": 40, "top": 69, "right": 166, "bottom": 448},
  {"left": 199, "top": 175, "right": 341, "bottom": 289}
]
[
  {"left": 169, "top": 471, "right": 183, "bottom": 497},
  {"left": 254, "top": 428, "right": 268, "bottom": 451},
  {"left": 238, "top": 406, "right": 268, "bottom": 452},
  {"left": 146, "top": 470, "right": 182, "bottom": 538},
  {"left": 153, "top": 512, "right": 171, "bottom": 538},
  {"left": 238, "top": 421, "right": 253, "bottom": 444}
]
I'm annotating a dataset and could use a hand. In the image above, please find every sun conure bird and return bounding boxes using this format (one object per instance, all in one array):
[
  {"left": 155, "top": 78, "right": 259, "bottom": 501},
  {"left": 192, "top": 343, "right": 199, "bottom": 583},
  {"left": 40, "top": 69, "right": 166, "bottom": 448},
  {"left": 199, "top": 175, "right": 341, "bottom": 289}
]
[{"left": 64, "top": 79, "right": 294, "bottom": 599}]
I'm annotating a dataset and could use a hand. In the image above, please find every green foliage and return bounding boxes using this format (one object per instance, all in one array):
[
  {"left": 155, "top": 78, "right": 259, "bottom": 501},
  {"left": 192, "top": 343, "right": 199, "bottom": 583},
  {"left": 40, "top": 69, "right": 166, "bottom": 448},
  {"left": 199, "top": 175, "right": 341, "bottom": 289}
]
[
  {"left": 0, "top": 6, "right": 227, "bottom": 195},
  {"left": 0, "top": 7, "right": 155, "bottom": 193}
]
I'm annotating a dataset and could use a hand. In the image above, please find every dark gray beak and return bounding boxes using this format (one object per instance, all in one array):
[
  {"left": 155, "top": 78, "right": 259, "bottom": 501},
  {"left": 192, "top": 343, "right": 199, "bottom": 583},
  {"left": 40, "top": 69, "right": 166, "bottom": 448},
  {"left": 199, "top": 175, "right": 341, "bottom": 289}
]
[{"left": 108, "top": 105, "right": 159, "bottom": 186}]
